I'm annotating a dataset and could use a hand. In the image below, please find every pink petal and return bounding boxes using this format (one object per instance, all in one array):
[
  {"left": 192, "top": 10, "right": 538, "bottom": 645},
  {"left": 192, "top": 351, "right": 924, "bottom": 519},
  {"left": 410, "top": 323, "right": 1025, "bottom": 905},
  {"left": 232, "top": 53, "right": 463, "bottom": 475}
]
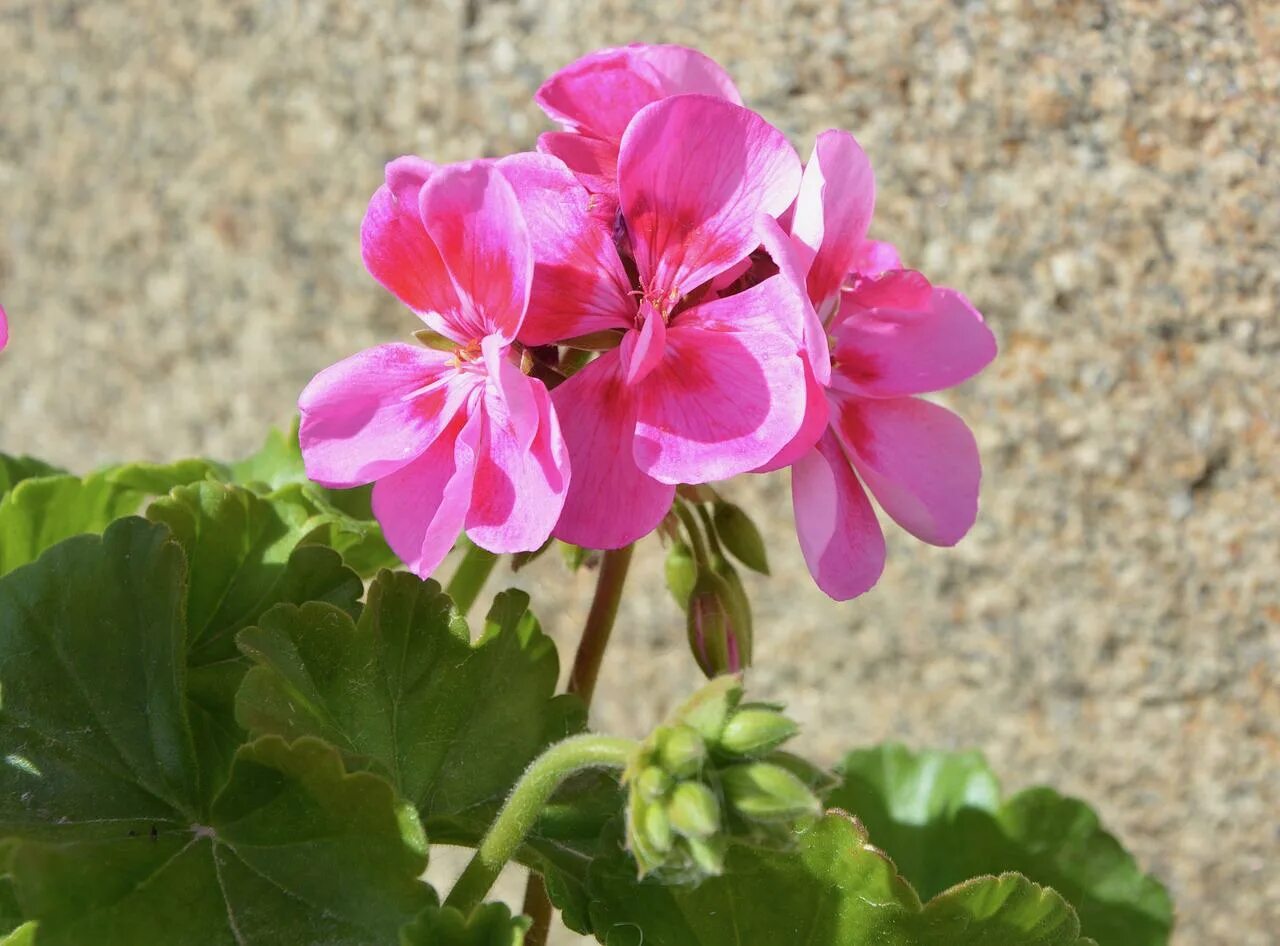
[
  {"left": 632, "top": 321, "right": 806, "bottom": 484},
  {"left": 843, "top": 269, "right": 932, "bottom": 311},
  {"left": 361, "top": 181, "right": 459, "bottom": 328},
  {"left": 791, "top": 431, "right": 885, "bottom": 601},
  {"left": 851, "top": 239, "right": 902, "bottom": 278},
  {"left": 619, "top": 302, "right": 667, "bottom": 385},
  {"left": 754, "top": 356, "right": 830, "bottom": 473},
  {"left": 627, "top": 44, "right": 742, "bottom": 103},
  {"left": 551, "top": 351, "right": 675, "bottom": 548},
  {"left": 466, "top": 369, "right": 569, "bottom": 553},
  {"left": 619, "top": 95, "right": 801, "bottom": 299},
  {"left": 419, "top": 161, "right": 532, "bottom": 343},
  {"left": 832, "top": 394, "right": 981, "bottom": 546},
  {"left": 372, "top": 410, "right": 482, "bottom": 579},
  {"left": 758, "top": 215, "right": 830, "bottom": 385},
  {"left": 495, "top": 153, "right": 633, "bottom": 346},
  {"left": 536, "top": 48, "right": 665, "bottom": 141},
  {"left": 298, "top": 343, "right": 474, "bottom": 489},
  {"left": 0, "top": 303, "right": 7, "bottom": 351},
  {"left": 536, "top": 131, "right": 620, "bottom": 200},
  {"left": 791, "top": 130, "right": 876, "bottom": 308},
  {"left": 833, "top": 286, "right": 997, "bottom": 398},
  {"left": 384, "top": 155, "right": 436, "bottom": 206}
]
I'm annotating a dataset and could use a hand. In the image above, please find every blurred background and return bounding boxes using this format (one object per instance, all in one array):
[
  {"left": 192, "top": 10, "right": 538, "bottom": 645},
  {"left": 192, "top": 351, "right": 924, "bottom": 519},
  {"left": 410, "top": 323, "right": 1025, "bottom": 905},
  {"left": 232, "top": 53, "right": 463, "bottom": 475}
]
[{"left": 0, "top": 1, "right": 1276, "bottom": 942}]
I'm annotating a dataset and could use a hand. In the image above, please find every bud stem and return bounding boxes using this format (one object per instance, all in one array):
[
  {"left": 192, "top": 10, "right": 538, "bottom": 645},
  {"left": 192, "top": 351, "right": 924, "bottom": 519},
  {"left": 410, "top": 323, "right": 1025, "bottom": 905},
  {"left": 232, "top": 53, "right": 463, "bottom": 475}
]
[
  {"left": 445, "top": 539, "right": 499, "bottom": 615},
  {"left": 673, "top": 501, "right": 711, "bottom": 566},
  {"left": 444, "top": 734, "right": 635, "bottom": 917}
]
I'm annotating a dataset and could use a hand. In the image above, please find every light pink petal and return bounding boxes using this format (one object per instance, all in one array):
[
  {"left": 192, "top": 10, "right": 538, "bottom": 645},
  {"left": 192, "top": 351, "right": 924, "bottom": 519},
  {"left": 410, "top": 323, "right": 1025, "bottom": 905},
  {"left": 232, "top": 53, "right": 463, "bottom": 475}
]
[
  {"left": 536, "top": 48, "right": 665, "bottom": 141},
  {"left": 298, "top": 343, "right": 473, "bottom": 489},
  {"left": 0, "top": 303, "right": 7, "bottom": 351},
  {"left": 619, "top": 302, "right": 667, "bottom": 385},
  {"left": 832, "top": 394, "right": 981, "bottom": 546},
  {"left": 627, "top": 44, "right": 742, "bottom": 103},
  {"left": 632, "top": 322, "right": 806, "bottom": 483},
  {"left": 384, "top": 155, "right": 436, "bottom": 207},
  {"left": 466, "top": 370, "right": 569, "bottom": 552},
  {"left": 754, "top": 356, "right": 830, "bottom": 473},
  {"left": 536, "top": 132, "right": 620, "bottom": 201},
  {"left": 495, "top": 153, "right": 633, "bottom": 345},
  {"left": 372, "top": 410, "right": 482, "bottom": 579},
  {"left": 758, "top": 215, "right": 830, "bottom": 385},
  {"left": 619, "top": 95, "right": 801, "bottom": 299},
  {"left": 791, "top": 130, "right": 876, "bottom": 308},
  {"left": 360, "top": 182, "right": 460, "bottom": 330},
  {"left": 791, "top": 431, "right": 885, "bottom": 601},
  {"left": 419, "top": 161, "right": 532, "bottom": 343},
  {"left": 551, "top": 352, "right": 675, "bottom": 549},
  {"left": 850, "top": 239, "right": 902, "bottom": 278},
  {"left": 844, "top": 269, "right": 932, "bottom": 311},
  {"left": 833, "top": 286, "right": 996, "bottom": 398}
]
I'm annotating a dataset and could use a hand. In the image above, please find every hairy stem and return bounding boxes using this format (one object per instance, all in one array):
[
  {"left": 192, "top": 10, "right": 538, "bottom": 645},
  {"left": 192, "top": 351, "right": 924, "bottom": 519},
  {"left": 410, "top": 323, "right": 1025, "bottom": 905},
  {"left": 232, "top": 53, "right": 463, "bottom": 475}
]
[
  {"left": 446, "top": 540, "right": 499, "bottom": 614},
  {"left": 566, "top": 544, "right": 636, "bottom": 704},
  {"left": 444, "top": 734, "right": 634, "bottom": 916}
]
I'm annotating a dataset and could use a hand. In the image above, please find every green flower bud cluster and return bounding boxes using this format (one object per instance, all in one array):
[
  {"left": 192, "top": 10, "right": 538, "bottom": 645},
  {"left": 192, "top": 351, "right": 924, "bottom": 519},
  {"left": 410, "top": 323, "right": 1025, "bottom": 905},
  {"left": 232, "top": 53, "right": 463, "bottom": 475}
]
[{"left": 622, "top": 677, "right": 821, "bottom": 882}]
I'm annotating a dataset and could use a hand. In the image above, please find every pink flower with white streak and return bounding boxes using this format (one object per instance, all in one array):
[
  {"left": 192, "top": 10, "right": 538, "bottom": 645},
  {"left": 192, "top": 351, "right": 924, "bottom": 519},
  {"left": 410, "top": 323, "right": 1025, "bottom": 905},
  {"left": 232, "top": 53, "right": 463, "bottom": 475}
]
[
  {"left": 501, "top": 94, "right": 809, "bottom": 549},
  {"left": 298, "top": 160, "right": 569, "bottom": 578},
  {"left": 536, "top": 44, "right": 740, "bottom": 203},
  {"left": 784, "top": 130, "right": 998, "bottom": 600}
]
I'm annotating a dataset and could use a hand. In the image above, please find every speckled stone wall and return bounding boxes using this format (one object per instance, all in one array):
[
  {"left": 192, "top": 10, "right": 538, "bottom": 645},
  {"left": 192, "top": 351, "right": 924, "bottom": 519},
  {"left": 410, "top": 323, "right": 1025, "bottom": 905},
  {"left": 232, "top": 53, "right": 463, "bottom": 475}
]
[{"left": 0, "top": 2, "right": 1276, "bottom": 942}]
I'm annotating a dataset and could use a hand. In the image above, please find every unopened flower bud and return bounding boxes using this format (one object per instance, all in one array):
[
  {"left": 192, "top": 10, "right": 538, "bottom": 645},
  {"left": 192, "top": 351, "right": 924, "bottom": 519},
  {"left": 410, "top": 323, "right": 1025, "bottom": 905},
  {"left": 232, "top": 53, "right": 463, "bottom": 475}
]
[
  {"left": 665, "top": 539, "right": 697, "bottom": 607},
  {"left": 685, "top": 836, "right": 727, "bottom": 877},
  {"left": 643, "top": 801, "right": 674, "bottom": 854},
  {"left": 635, "top": 765, "right": 672, "bottom": 801},
  {"left": 667, "top": 781, "right": 720, "bottom": 839},
  {"left": 720, "top": 762, "right": 821, "bottom": 823},
  {"left": 657, "top": 726, "right": 706, "bottom": 778},
  {"left": 718, "top": 706, "right": 799, "bottom": 758},
  {"left": 686, "top": 572, "right": 748, "bottom": 677},
  {"left": 712, "top": 501, "right": 770, "bottom": 574}
]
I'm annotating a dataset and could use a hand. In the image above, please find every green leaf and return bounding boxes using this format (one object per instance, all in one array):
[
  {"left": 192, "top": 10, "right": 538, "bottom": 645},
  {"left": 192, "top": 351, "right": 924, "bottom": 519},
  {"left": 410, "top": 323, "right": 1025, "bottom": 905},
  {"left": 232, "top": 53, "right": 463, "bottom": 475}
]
[
  {"left": 586, "top": 812, "right": 1093, "bottom": 945},
  {"left": 225, "top": 420, "right": 397, "bottom": 575},
  {"left": 146, "top": 480, "right": 362, "bottom": 665},
  {"left": 0, "top": 455, "right": 64, "bottom": 498},
  {"left": 0, "top": 458, "right": 216, "bottom": 577},
  {"left": 235, "top": 573, "right": 585, "bottom": 837},
  {"left": 830, "top": 745, "right": 1172, "bottom": 946},
  {"left": 0, "top": 518, "right": 431, "bottom": 944},
  {"left": 0, "top": 923, "right": 35, "bottom": 946},
  {"left": 400, "top": 903, "right": 529, "bottom": 945}
]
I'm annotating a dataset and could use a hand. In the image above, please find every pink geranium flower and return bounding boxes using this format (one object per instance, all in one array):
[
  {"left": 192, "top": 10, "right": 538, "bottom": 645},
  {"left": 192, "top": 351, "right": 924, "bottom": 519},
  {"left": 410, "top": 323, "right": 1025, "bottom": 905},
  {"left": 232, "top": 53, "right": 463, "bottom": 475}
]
[
  {"left": 535, "top": 44, "right": 740, "bottom": 203},
  {"left": 783, "top": 131, "right": 998, "bottom": 600},
  {"left": 298, "top": 160, "right": 569, "bottom": 578},
  {"left": 500, "top": 94, "right": 809, "bottom": 549},
  {"left": 0, "top": 303, "right": 7, "bottom": 351}
]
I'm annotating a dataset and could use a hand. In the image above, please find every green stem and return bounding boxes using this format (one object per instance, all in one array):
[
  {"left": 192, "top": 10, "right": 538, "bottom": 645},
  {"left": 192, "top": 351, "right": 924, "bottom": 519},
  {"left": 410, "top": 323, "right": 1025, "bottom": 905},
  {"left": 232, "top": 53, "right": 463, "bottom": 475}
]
[
  {"left": 444, "top": 734, "right": 634, "bottom": 915},
  {"left": 674, "top": 501, "right": 711, "bottom": 566},
  {"left": 446, "top": 540, "right": 498, "bottom": 614},
  {"left": 566, "top": 544, "right": 635, "bottom": 704}
]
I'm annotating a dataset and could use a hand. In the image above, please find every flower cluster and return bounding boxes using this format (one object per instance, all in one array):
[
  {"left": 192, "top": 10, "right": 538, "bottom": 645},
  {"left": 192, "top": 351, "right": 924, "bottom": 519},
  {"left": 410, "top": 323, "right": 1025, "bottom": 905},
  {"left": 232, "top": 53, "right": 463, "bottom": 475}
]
[{"left": 299, "top": 44, "right": 996, "bottom": 598}]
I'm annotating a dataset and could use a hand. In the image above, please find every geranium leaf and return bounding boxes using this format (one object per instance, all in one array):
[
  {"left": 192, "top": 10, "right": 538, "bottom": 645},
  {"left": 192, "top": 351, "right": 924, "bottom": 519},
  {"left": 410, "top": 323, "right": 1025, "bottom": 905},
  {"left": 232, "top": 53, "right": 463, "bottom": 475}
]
[
  {"left": 586, "top": 812, "right": 1093, "bottom": 945},
  {"left": 0, "top": 518, "right": 432, "bottom": 944},
  {"left": 235, "top": 573, "right": 585, "bottom": 837},
  {"left": 829, "top": 745, "right": 1172, "bottom": 946},
  {"left": 400, "top": 903, "right": 530, "bottom": 945},
  {"left": 0, "top": 458, "right": 216, "bottom": 577}
]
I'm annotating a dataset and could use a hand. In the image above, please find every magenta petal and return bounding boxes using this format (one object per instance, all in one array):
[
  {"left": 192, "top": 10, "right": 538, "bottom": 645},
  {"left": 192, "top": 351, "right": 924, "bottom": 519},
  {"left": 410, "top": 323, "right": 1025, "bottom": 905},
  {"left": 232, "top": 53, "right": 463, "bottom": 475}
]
[
  {"left": 754, "top": 356, "right": 830, "bottom": 473},
  {"left": 850, "top": 239, "right": 902, "bottom": 278},
  {"left": 361, "top": 182, "right": 459, "bottom": 325},
  {"left": 536, "top": 48, "right": 665, "bottom": 141},
  {"left": 466, "top": 371, "right": 569, "bottom": 552},
  {"left": 551, "top": 351, "right": 675, "bottom": 549},
  {"left": 633, "top": 322, "right": 806, "bottom": 484},
  {"left": 298, "top": 343, "right": 473, "bottom": 489},
  {"left": 495, "top": 153, "right": 633, "bottom": 346},
  {"left": 0, "top": 303, "right": 7, "bottom": 351},
  {"left": 619, "top": 95, "right": 801, "bottom": 298},
  {"left": 791, "top": 130, "right": 876, "bottom": 308},
  {"left": 385, "top": 155, "right": 436, "bottom": 207},
  {"left": 536, "top": 132, "right": 620, "bottom": 200},
  {"left": 757, "top": 215, "right": 830, "bottom": 385},
  {"left": 619, "top": 303, "right": 667, "bottom": 386},
  {"left": 372, "top": 410, "right": 482, "bottom": 579},
  {"left": 832, "top": 394, "right": 981, "bottom": 546},
  {"left": 627, "top": 44, "right": 742, "bottom": 103},
  {"left": 419, "top": 162, "right": 532, "bottom": 343},
  {"left": 843, "top": 269, "right": 933, "bottom": 311},
  {"left": 791, "top": 432, "right": 885, "bottom": 601},
  {"left": 833, "top": 286, "right": 997, "bottom": 398}
]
